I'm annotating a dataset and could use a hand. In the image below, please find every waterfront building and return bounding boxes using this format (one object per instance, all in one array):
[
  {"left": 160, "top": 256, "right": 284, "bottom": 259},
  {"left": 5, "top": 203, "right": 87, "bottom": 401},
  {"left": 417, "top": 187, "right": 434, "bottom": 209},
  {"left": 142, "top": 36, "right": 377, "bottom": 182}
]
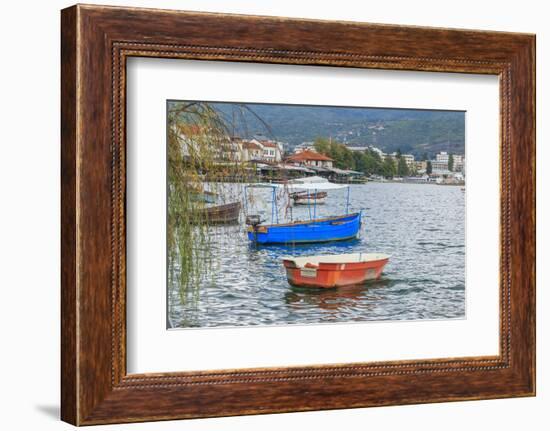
[
  {"left": 238, "top": 138, "right": 283, "bottom": 163},
  {"left": 452, "top": 154, "right": 465, "bottom": 172},
  {"left": 241, "top": 140, "right": 263, "bottom": 161},
  {"left": 431, "top": 160, "right": 449, "bottom": 173},
  {"left": 436, "top": 151, "right": 450, "bottom": 163},
  {"left": 435, "top": 151, "right": 465, "bottom": 172},
  {"left": 260, "top": 140, "right": 283, "bottom": 162},
  {"left": 174, "top": 124, "right": 244, "bottom": 162},
  {"left": 401, "top": 153, "right": 415, "bottom": 167},
  {"left": 285, "top": 149, "right": 334, "bottom": 168},
  {"left": 387, "top": 152, "right": 415, "bottom": 167},
  {"left": 415, "top": 160, "right": 428, "bottom": 172}
]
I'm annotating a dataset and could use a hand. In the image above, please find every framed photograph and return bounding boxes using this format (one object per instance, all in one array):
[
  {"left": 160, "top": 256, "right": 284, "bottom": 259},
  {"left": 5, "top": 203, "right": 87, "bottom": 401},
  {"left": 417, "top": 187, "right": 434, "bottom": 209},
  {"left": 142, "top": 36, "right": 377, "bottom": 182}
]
[{"left": 61, "top": 4, "right": 536, "bottom": 425}]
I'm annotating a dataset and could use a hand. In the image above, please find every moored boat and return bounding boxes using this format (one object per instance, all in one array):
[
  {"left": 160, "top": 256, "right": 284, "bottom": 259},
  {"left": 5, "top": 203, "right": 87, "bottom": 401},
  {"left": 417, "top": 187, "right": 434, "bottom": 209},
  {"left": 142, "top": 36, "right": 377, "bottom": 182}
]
[
  {"left": 290, "top": 190, "right": 327, "bottom": 205},
  {"left": 200, "top": 201, "right": 241, "bottom": 224},
  {"left": 245, "top": 177, "right": 360, "bottom": 245},
  {"left": 247, "top": 212, "right": 361, "bottom": 244},
  {"left": 282, "top": 253, "right": 390, "bottom": 288}
]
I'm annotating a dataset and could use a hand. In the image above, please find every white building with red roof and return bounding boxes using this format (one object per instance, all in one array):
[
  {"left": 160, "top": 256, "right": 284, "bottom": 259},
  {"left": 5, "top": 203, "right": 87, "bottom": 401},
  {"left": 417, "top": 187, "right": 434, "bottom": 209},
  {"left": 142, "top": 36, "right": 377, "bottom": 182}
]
[
  {"left": 259, "top": 140, "right": 283, "bottom": 162},
  {"left": 285, "top": 149, "right": 334, "bottom": 168},
  {"left": 241, "top": 140, "right": 264, "bottom": 161}
]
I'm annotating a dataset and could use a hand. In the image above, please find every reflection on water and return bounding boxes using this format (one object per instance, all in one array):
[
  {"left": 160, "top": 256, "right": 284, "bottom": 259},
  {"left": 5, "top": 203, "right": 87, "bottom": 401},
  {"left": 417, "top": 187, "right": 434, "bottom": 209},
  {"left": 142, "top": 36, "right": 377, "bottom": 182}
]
[{"left": 169, "top": 182, "right": 465, "bottom": 328}]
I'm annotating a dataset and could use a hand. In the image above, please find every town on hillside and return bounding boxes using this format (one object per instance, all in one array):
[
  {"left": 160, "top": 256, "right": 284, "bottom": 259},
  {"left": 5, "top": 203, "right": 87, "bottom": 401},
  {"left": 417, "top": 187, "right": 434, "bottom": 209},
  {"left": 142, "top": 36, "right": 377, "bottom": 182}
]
[{"left": 183, "top": 132, "right": 465, "bottom": 185}]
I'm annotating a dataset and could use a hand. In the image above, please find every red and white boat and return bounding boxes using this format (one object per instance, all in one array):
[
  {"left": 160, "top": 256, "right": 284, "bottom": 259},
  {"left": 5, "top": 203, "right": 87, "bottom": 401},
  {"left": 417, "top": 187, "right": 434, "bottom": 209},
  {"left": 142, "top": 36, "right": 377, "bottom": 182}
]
[{"left": 282, "top": 252, "right": 390, "bottom": 288}]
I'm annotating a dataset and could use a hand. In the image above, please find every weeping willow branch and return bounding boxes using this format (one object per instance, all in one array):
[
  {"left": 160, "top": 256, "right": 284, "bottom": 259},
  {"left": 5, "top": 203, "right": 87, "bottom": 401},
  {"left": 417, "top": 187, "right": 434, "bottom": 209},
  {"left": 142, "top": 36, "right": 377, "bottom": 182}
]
[{"left": 167, "top": 101, "right": 268, "bottom": 315}]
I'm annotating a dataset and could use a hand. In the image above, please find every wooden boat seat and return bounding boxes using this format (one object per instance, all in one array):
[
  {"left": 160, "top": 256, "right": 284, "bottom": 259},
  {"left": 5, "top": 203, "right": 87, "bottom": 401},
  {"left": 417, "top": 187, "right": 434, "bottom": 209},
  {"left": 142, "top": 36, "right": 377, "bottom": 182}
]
[{"left": 287, "top": 253, "right": 390, "bottom": 269}]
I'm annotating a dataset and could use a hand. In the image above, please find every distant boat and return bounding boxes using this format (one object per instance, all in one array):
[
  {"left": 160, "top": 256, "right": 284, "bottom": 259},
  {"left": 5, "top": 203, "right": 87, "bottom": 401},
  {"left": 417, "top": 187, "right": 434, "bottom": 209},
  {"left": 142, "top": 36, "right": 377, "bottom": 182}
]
[
  {"left": 199, "top": 201, "right": 241, "bottom": 224},
  {"left": 247, "top": 212, "right": 361, "bottom": 244},
  {"left": 290, "top": 190, "right": 327, "bottom": 205},
  {"left": 283, "top": 252, "right": 390, "bottom": 288}
]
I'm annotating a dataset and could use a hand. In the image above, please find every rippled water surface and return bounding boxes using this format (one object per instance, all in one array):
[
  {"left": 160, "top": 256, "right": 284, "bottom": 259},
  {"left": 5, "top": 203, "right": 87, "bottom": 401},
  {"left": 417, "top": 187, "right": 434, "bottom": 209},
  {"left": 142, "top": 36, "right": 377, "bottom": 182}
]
[{"left": 169, "top": 182, "right": 465, "bottom": 328}]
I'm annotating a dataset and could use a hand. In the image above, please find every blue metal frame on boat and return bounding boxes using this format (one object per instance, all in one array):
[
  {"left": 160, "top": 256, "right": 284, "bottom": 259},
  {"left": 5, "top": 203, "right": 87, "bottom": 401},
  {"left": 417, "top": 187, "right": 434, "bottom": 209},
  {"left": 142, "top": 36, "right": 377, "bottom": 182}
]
[{"left": 244, "top": 180, "right": 362, "bottom": 245}]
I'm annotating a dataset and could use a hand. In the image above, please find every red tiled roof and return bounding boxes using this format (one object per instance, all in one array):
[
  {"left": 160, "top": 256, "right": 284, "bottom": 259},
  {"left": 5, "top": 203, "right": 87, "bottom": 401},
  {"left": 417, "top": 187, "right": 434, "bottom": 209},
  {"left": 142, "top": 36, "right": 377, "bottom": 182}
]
[
  {"left": 243, "top": 141, "right": 262, "bottom": 150},
  {"left": 286, "top": 149, "right": 333, "bottom": 162},
  {"left": 261, "top": 141, "right": 278, "bottom": 148}
]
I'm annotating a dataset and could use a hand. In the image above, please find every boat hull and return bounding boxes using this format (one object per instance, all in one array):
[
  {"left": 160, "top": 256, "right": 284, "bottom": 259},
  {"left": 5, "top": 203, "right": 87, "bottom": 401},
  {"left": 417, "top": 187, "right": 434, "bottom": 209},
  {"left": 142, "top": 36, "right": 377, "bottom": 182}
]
[
  {"left": 293, "top": 198, "right": 326, "bottom": 205},
  {"left": 291, "top": 191, "right": 327, "bottom": 206},
  {"left": 200, "top": 201, "right": 241, "bottom": 224},
  {"left": 283, "top": 254, "right": 389, "bottom": 288},
  {"left": 247, "top": 213, "right": 361, "bottom": 244}
]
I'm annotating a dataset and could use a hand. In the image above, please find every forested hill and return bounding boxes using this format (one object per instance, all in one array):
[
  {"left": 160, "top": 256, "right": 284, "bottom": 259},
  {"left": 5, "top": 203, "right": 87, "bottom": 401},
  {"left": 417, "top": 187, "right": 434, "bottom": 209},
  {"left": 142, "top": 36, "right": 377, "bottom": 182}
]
[{"left": 211, "top": 102, "right": 465, "bottom": 158}]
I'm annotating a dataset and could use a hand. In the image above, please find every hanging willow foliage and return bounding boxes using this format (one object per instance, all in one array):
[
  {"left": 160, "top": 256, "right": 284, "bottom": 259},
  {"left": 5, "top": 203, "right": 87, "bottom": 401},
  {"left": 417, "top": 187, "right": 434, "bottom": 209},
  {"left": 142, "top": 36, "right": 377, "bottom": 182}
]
[{"left": 167, "top": 102, "right": 269, "bottom": 315}]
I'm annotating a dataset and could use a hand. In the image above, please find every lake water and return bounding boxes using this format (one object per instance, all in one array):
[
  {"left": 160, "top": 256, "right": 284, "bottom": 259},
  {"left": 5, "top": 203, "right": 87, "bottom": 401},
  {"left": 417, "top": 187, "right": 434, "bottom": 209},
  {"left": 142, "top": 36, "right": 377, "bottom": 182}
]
[{"left": 168, "top": 182, "right": 465, "bottom": 328}]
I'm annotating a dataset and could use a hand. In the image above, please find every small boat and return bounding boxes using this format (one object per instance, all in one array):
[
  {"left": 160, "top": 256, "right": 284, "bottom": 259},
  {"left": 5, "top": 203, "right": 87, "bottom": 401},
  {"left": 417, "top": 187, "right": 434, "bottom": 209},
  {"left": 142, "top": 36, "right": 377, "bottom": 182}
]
[
  {"left": 290, "top": 191, "right": 327, "bottom": 205},
  {"left": 247, "top": 213, "right": 361, "bottom": 244},
  {"left": 282, "top": 253, "right": 390, "bottom": 288},
  {"left": 200, "top": 201, "right": 241, "bottom": 224}
]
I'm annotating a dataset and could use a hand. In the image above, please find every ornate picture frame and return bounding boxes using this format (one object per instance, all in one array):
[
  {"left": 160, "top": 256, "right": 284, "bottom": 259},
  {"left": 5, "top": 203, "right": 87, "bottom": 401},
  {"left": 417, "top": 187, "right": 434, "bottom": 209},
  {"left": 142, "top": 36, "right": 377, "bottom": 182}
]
[{"left": 61, "top": 4, "right": 535, "bottom": 425}]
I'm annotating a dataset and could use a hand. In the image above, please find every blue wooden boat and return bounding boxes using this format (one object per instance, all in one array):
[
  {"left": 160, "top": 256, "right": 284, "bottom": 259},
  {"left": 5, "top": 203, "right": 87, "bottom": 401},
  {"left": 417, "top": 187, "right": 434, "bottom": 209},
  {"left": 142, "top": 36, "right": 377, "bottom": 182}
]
[
  {"left": 247, "top": 212, "right": 361, "bottom": 244},
  {"left": 245, "top": 177, "right": 362, "bottom": 245}
]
